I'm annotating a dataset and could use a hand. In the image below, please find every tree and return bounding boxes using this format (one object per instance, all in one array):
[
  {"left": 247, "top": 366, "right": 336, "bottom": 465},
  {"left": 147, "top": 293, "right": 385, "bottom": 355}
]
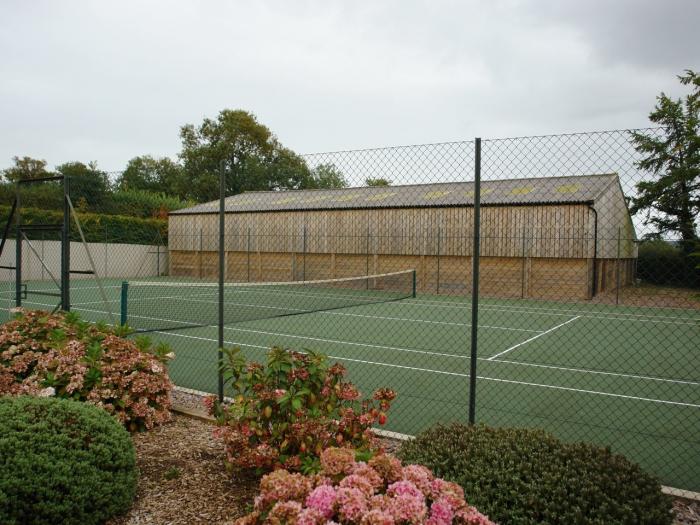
[
  {"left": 56, "top": 161, "right": 110, "bottom": 212},
  {"left": 630, "top": 70, "right": 699, "bottom": 255},
  {"left": 2, "top": 156, "right": 51, "bottom": 182},
  {"left": 365, "top": 177, "right": 392, "bottom": 187},
  {"left": 309, "top": 164, "right": 347, "bottom": 189},
  {"left": 118, "top": 156, "right": 187, "bottom": 198},
  {"left": 179, "top": 109, "right": 315, "bottom": 201}
]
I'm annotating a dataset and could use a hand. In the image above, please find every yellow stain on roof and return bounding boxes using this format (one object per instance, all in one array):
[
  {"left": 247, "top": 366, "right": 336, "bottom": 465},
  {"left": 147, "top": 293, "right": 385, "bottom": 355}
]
[
  {"left": 555, "top": 184, "right": 581, "bottom": 194},
  {"left": 302, "top": 195, "right": 331, "bottom": 203},
  {"left": 333, "top": 194, "right": 361, "bottom": 202},
  {"left": 510, "top": 186, "right": 534, "bottom": 196},
  {"left": 424, "top": 191, "right": 451, "bottom": 199},
  {"left": 366, "top": 192, "right": 397, "bottom": 202},
  {"left": 463, "top": 188, "right": 493, "bottom": 197},
  {"left": 230, "top": 199, "right": 256, "bottom": 206},
  {"left": 272, "top": 197, "right": 299, "bottom": 205}
]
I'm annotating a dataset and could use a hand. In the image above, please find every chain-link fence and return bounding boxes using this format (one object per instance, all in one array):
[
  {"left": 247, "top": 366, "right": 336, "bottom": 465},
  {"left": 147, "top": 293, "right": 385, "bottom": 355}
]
[{"left": 1, "top": 128, "right": 698, "bottom": 493}]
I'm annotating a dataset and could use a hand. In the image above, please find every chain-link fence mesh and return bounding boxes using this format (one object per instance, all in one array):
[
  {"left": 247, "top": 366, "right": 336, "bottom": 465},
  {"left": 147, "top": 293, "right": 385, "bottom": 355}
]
[{"left": 1, "top": 128, "right": 698, "bottom": 492}]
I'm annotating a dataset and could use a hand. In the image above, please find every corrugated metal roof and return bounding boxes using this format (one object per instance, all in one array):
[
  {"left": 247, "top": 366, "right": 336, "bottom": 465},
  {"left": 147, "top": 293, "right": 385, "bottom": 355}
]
[{"left": 170, "top": 173, "right": 618, "bottom": 215}]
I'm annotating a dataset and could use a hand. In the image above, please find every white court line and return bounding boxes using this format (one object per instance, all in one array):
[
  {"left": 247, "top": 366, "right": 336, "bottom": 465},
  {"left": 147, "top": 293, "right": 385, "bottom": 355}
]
[
  {"left": 3, "top": 303, "right": 697, "bottom": 389},
  {"left": 11, "top": 298, "right": 538, "bottom": 334},
  {"left": 487, "top": 316, "right": 581, "bottom": 361},
  {"left": 323, "top": 311, "right": 541, "bottom": 332},
  {"left": 81, "top": 285, "right": 698, "bottom": 326},
  {"left": 225, "top": 325, "right": 700, "bottom": 387},
  {"left": 83, "top": 292, "right": 542, "bottom": 333},
  {"left": 8, "top": 280, "right": 700, "bottom": 321},
  {"left": 153, "top": 330, "right": 700, "bottom": 409},
  {"left": 405, "top": 297, "right": 700, "bottom": 323},
  {"left": 57, "top": 281, "right": 699, "bottom": 326}
]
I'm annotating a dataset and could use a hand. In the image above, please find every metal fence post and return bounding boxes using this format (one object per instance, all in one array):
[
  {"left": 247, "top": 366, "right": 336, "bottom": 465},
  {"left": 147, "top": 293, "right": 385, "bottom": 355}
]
[
  {"left": 120, "top": 281, "right": 128, "bottom": 326},
  {"left": 218, "top": 160, "right": 226, "bottom": 403},
  {"left": 468, "top": 138, "right": 481, "bottom": 425}
]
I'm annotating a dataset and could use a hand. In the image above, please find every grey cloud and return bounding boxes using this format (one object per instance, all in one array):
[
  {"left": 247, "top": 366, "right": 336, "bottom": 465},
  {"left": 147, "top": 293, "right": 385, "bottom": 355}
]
[{"left": 0, "top": 0, "right": 696, "bottom": 171}]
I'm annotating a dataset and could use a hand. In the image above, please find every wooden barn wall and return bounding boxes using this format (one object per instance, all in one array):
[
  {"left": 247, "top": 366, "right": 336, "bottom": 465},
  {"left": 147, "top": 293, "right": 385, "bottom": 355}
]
[
  {"left": 168, "top": 202, "right": 636, "bottom": 300},
  {"left": 593, "top": 180, "right": 638, "bottom": 259},
  {"left": 169, "top": 249, "right": 634, "bottom": 300},
  {"left": 169, "top": 204, "right": 599, "bottom": 258}
]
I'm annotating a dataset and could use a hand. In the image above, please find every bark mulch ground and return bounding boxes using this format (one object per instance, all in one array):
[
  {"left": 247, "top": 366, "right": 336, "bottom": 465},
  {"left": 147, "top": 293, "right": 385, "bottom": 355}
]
[
  {"left": 109, "top": 410, "right": 699, "bottom": 525},
  {"left": 107, "top": 414, "right": 257, "bottom": 525}
]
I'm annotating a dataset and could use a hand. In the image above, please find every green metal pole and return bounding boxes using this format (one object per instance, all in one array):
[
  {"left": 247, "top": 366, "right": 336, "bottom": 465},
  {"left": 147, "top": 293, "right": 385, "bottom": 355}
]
[
  {"left": 120, "top": 281, "right": 128, "bottom": 326},
  {"left": 61, "top": 175, "right": 70, "bottom": 311},
  {"left": 469, "top": 138, "right": 481, "bottom": 425},
  {"left": 218, "top": 160, "right": 226, "bottom": 403}
]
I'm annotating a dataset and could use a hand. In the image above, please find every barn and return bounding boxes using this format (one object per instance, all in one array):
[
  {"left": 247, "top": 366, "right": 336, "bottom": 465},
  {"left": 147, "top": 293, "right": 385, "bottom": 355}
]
[{"left": 167, "top": 173, "right": 637, "bottom": 300}]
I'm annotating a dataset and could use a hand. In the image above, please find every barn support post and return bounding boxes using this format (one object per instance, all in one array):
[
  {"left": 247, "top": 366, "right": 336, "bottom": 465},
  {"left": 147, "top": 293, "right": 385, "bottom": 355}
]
[
  {"left": 521, "top": 228, "right": 527, "bottom": 299},
  {"left": 469, "top": 138, "right": 481, "bottom": 425},
  {"left": 198, "top": 228, "right": 203, "bottom": 279},
  {"left": 302, "top": 225, "right": 307, "bottom": 281},
  {"left": 436, "top": 227, "right": 441, "bottom": 294},
  {"left": 365, "top": 224, "right": 370, "bottom": 276},
  {"left": 247, "top": 227, "right": 251, "bottom": 282},
  {"left": 615, "top": 226, "right": 622, "bottom": 305}
]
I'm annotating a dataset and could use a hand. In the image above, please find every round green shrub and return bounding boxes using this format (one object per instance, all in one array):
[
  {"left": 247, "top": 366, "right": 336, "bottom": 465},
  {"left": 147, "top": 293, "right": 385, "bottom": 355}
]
[
  {"left": 0, "top": 396, "right": 137, "bottom": 525},
  {"left": 397, "top": 423, "right": 672, "bottom": 525}
]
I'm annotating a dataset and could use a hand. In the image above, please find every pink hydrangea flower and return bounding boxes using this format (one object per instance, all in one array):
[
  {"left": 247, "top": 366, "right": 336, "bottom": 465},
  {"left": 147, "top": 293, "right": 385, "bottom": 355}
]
[
  {"left": 401, "top": 465, "right": 434, "bottom": 496},
  {"left": 268, "top": 501, "right": 302, "bottom": 523},
  {"left": 429, "top": 478, "right": 465, "bottom": 503},
  {"left": 339, "top": 474, "right": 375, "bottom": 498},
  {"left": 369, "top": 494, "right": 391, "bottom": 511},
  {"left": 386, "top": 480, "right": 423, "bottom": 500},
  {"left": 388, "top": 493, "right": 427, "bottom": 524},
  {"left": 360, "top": 509, "right": 395, "bottom": 525},
  {"left": 368, "top": 454, "right": 403, "bottom": 484},
  {"left": 426, "top": 498, "right": 454, "bottom": 525},
  {"left": 297, "top": 507, "right": 326, "bottom": 525},
  {"left": 351, "top": 462, "right": 384, "bottom": 491},
  {"left": 320, "top": 447, "right": 356, "bottom": 476},
  {"left": 306, "top": 485, "right": 337, "bottom": 519},
  {"left": 336, "top": 487, "right": 369, "bottom": 522},
  {"left": 454, "top": 506, "right": 494, "bottom": 525}
]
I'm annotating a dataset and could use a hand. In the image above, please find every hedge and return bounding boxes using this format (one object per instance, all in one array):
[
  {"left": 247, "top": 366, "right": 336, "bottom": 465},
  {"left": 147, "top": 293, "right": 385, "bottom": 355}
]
[
  {"left": 0, "top": 183, "right": 192, "bottom": 219},
  {"left": 637, "top": 239, "right": 700, "bottom": 288},
  {"left": 0, "top": 396, "right": 137, "bottom": 525},
  {"left": 398, "top": 423, "right": 673, "bottom": 525},
  {"left": 0, "top": 204, "right": 167, "bottom": 245}
]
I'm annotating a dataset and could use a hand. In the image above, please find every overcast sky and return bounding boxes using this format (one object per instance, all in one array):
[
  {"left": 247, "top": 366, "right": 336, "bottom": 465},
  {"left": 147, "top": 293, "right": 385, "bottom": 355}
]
[{"left": 0, "top": 0, "right": 698, "bottom": 172}]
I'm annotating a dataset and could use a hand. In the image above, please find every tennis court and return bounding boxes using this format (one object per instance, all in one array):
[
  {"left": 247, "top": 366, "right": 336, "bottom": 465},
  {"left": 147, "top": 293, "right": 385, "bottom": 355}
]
[{"left": 2, "top": 276, "right": 699, "bottom": 492}]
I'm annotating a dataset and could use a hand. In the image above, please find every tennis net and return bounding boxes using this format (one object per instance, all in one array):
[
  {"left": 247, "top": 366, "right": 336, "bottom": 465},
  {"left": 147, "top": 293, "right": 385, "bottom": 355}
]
[{"left": 121, "top": 269, "right": 416, "bottom": 332}]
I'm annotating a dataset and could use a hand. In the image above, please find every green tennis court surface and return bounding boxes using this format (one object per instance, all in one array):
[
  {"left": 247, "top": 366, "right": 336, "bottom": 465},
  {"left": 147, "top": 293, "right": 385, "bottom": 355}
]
[{"left": 2, "top": 278, "right": 699, "bottom": 492}]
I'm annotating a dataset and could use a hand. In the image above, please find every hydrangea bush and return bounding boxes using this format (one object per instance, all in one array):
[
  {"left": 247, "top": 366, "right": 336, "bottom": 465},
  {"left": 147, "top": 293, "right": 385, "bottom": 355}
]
[
  {"left": 207, "top": 347, "right": 396, "bottom": 473},
  {"left": 232, "top": 447, "right": 494, "bottom": 525},
  {"left": 0, "top": 309, "right": 172, "bottom": 431}
]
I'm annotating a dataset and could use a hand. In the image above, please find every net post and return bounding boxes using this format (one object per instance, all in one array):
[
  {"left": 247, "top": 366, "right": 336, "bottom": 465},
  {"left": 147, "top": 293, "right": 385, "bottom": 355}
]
[
  {"left": 61, "top": 175, "right": 70, "bottom": 311},
  {"left": 14, "top": 184, "right": 22, "bottom": 307},
  {"left": 468, "top": 138, "right": 481, "bottom": 426},
  {"left": 120, "top": 281, "right": 128, "bottom": 326},
  {"left": 412, "top": 269, "right": 417, "bottom": 298}
]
